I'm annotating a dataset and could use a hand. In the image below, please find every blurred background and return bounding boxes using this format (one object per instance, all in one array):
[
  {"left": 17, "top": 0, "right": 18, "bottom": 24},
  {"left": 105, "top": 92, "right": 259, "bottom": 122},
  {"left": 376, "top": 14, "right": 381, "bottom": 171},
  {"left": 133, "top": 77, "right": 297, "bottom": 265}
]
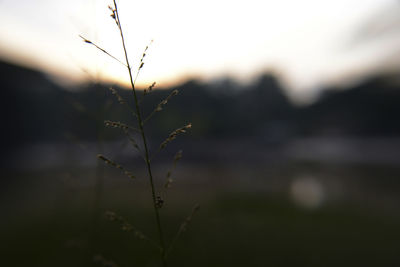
[{"left": 1, "top": 0, "right": 400, "bottom": 266}]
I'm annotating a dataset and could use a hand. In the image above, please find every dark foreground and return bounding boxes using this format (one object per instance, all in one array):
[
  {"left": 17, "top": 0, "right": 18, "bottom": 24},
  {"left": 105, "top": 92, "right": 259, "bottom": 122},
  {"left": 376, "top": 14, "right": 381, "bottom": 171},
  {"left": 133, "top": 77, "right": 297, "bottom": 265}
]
[{"left": 1, "top": 160, "right": 400, "bottom": 267}]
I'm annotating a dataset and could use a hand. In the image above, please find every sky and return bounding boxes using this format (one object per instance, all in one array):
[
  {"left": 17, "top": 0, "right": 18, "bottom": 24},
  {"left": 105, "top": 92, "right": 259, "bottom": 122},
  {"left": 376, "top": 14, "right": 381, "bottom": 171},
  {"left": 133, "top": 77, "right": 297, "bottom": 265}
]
[{"left": 0, "top": 0, "right": 400, "bottom": 102}]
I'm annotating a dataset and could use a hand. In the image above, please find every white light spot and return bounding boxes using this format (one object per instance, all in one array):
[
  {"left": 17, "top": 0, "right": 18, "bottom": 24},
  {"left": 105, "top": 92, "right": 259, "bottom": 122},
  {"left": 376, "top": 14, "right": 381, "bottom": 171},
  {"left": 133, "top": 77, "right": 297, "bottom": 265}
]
[{"left": 290, "top": 175, "right": 325, "bottom": 209}]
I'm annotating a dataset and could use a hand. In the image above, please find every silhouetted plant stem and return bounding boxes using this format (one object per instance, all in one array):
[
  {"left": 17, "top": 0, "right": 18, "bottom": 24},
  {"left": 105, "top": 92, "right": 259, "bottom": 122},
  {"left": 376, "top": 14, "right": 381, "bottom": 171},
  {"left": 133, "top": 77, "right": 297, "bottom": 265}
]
[{"left": 113, "top": 1, "right": 167, "bottom": 266}]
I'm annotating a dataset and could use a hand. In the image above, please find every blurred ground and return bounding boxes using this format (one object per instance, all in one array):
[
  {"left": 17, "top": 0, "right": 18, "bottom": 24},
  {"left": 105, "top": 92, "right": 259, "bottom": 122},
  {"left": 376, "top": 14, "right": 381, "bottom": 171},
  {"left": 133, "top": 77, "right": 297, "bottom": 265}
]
[{"left": 1, "top": 157, "right": 400, "bottom": 267}]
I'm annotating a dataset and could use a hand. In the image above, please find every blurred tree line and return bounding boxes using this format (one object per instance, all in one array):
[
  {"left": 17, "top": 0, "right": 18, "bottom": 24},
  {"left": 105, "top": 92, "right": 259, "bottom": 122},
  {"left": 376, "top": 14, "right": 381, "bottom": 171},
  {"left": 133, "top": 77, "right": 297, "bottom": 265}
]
[{"left": 1, "top": 59, "right": 400, "bottom": 151}]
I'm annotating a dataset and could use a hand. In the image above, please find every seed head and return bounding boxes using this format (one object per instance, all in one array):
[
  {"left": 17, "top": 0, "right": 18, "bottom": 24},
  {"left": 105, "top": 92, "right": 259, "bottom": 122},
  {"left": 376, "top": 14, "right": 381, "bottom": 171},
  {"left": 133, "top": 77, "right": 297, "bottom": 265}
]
[
  {"left": 97, "top": 154, "right": 135, "bottom": 179},
  {"left": 160, "top": 123, "right": 192, "bottom": 150},
  {"left": 109, "top": 87, "right": 126, "bottom": 105},
  {"left": 155, "top": 196, "right": 164, "bottom": 209}
]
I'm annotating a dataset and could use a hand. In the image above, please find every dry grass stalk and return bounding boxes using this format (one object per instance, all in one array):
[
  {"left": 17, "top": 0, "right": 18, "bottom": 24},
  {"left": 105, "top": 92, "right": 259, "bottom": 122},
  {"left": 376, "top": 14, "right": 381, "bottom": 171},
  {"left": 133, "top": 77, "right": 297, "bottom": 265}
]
[
  {"left": 97, "top": 154, "right": 135, "bottom": 179},
  {"left": 81, "top": 1, "right": 198, "bottom": 266}
]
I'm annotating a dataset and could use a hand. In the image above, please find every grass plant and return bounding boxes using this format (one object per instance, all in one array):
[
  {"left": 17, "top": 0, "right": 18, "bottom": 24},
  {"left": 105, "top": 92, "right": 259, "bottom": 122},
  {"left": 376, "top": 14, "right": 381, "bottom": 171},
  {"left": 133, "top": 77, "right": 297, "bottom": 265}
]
[{"left": 80, "top": 1, "right": 198, "bottom": 266}]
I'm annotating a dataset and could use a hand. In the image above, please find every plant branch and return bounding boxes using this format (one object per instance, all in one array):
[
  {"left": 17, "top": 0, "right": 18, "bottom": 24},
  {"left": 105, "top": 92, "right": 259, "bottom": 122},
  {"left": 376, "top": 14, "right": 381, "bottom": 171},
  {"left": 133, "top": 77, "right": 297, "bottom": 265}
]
[
  {"left": 79, "top": 35, "right": 127, "bottom": 67},
  {"left": 166, "top": 205, "right": 200, "bottom": 258},
  {"left": 143, "top": 89, "right": 179, "bottom": 125},
  {"left": 112, "top": 1, "right": 167, "bottom": 266},
  {"left": 105, "top": 211, "right": 160, "bottom": 249}
]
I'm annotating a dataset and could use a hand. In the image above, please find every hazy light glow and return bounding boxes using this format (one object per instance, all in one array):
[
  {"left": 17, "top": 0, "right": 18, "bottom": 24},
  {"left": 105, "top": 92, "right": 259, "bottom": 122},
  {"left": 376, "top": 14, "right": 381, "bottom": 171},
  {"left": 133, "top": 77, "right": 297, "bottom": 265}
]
[
  {"left": 290, "top": 175, "right": 325, "bottom": 209},
  {"left": 0, "top": 0, "right": 399, "bottom": 101}
]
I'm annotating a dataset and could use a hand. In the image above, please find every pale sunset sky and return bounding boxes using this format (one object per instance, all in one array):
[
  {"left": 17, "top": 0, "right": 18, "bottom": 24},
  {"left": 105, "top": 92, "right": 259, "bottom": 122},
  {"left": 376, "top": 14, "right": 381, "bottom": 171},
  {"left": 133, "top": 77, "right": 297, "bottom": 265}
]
[{"left": 0, "top": 0, "right": 400, "bottom": 102}]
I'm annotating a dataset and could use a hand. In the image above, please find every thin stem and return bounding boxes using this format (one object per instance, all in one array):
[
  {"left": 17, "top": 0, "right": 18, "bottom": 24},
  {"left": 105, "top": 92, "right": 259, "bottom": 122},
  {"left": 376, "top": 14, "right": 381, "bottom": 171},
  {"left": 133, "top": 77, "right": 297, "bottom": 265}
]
[
  {"left": 79, "top": 35, "right": 127, "bottom": 67},
  {"left": 166, "top": 204, "right": 199, "bottom": 258},
  {"left": 113, "top": 1, "right": 167, "bottom": 266}
]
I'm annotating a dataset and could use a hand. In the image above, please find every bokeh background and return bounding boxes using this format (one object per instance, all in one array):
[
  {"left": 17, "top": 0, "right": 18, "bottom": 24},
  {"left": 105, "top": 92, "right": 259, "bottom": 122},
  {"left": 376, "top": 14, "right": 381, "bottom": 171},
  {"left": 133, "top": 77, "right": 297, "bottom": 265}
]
[{"left": 1, "top": 0, "right": 400, "bottom": 266}]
